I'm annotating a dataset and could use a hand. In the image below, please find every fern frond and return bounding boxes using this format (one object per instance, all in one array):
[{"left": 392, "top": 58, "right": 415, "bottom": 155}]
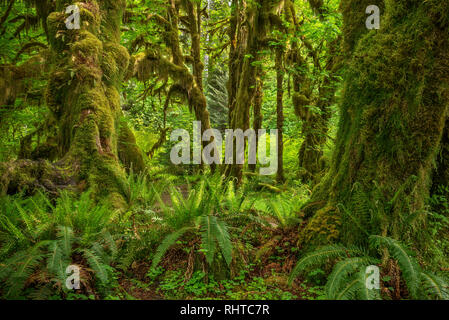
[
  {"left": 4, "top": 242, "right": 47, "bottom": 298},
  {"left": 83, "top": 248, "right": 108, "bottom": 284},
  {"left": 101, "top": 230, "right": 118, "bottom": 259},
  {"left": 200, "top": 215, "right": 217, "bottom": 265},
  {"left": 335, "top": 277, "right": 361, "bottom": 300},
  {"left": 56, "top": 226, "right": 74, "bottom": 260},
  {"left": 0, "top": 214, "right": 26, "bottom": 241},
  {"left": 14, "top": 201, "right": 34, "bottom": 235},
  {"left": 289, "top": 245, "right": 365, "bottom": 285},
  {"left": 420, "top": 272, "right": 449, "bottom": 300},
  {"left": 192, "top": 180, "right": 205, "bottom": 212},
  {"left": 338, "top": 203, "right": 369, "bottom": 236},
  {"left": 47, "top": 241, "right": 68, "bottom": 283},
  {"left": 325, "top": 257, "right": 374, "bottom": 299},
  {"left": 213, "top": 219, "right": 232, "bottom": 266},
  {"left": 355, "top": 269, "right": 382, "bottom": 300},
  {"left": 151, "top": 227, "right": 194, "bottom": 270}
]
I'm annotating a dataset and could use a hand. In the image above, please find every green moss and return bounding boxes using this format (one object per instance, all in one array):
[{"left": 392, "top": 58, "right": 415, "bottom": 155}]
[
  {"left": 6, "top": 0, "right": 143, "bottom": 209},
  {"left": 299, "top": 206, "right": 341, "bottom": 247},
  {"left": 292, "top": 93, "right": 310, "bottom": 119},
  {"left": 305, "top": 0, "right": 449, "bottom": 248},
  {"left": 70, "top": 30, "right": 103, "bottom": 59},
  {"left": 117, "top": 119, "right": 146, "bottom": 174},
  {"left": 47, "top": 12, "right": 68, "bottom": 50},
  {"left": 101, "top": 42, "right": 130, "bottom": 85}
]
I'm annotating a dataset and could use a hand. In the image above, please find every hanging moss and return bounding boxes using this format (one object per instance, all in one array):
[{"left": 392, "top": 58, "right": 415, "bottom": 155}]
[{"left": 292, "top": 93, "right": 311, "bottom": 119}]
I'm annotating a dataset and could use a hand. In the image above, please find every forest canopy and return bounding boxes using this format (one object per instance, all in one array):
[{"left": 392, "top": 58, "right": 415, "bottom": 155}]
[{"left": 1, "top": 0, "right": 449, "bottom": 302}]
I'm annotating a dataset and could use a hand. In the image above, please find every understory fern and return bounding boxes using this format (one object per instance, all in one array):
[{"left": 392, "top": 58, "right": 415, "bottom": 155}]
[
  {"left": 0, "top": 191, "right": 120, "bottom": 299},
  {"left": 290, "top": 235, "right": 449, "bottom": 300},
  {"left": 151, "top": 175, "right": 236, "bottom": 271}
]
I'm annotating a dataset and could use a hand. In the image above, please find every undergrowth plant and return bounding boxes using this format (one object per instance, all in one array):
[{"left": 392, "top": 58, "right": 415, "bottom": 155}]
[
  {"left": 290, "top": 181, "right": 449, "bottom": 300},
  {"left": 150, "top": 174, "right": 245, "bottom": 272},
  {"left": 0, "top": 191, "right": 120, "bottom": 299},
  {"left": 289, "top": 235, "right": 449, "bottom": 300},
  {"left": 265, "top": 195, "right": 302, "bottom": 230}
]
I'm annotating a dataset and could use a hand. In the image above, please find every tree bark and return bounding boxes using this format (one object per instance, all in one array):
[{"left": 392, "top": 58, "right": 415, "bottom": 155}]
[
  {"left": 301, "top": 0, "right": 449, "bottom": 248},
  {"left": 275, "top": 49, "right": 285, "bottom": 183},
  {"left": 225, "top": 0, "right": 275, "bottom": 183},
  {"left": 1, "top": 0, "right": 145, "bottom": 208},
  {"left": 249, "top": 69, "right": 264, "bottom": 173}
]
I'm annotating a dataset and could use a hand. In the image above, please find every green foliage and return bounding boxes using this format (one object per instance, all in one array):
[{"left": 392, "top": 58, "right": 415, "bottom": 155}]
[
  {"left": 151, "top": 174, "right": 239, "bottom": 271},
  {"left": 369, "top": 235, "right": 421, "bottom": 298},
  {"left": 290, "top": 235, "right": 449, "bottom": 300},
  {"left": 152, "top": 265, "right": 298, "bottom": 300},
  {"left": 289, "top": 244, "right": 365, "bottom": 284},
  {"left": 0, "top": 192, "right": 120, "bottom": 299},
  {"left": 265, "top": 195, "right": 302, "bottom": 229}
]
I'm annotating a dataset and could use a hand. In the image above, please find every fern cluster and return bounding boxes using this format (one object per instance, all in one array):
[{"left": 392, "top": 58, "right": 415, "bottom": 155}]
[
  {"left": 289, "top": 236, "right": 449, "bottom": 300},
  {"left": 265, "top": 195, "right": 302, "bottom": 230},
  {"left": 0, "top": 191, "right": 119, "bottom": 299},
  {"left": 150, "top": 174, "right": 242, "bottom": 271}
]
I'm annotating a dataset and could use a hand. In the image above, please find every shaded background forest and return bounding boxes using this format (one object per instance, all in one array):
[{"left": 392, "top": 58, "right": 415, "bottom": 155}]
[{"left": 1, "top": 0, "right": 449, "bottom": 300}]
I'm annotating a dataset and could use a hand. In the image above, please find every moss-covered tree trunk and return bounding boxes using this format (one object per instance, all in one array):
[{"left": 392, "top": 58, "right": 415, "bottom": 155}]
[
  {"left": 249, "top": 69, "right": 264, "bottom": 173},
  {"left": 297, "top": 38, "right": 339, "bottom": 184},
  {"left": 137, "top": 0, "right": 214, "bottom": 171},
  {"left": 301, "top": 0, "right": 449, "bottom": 248},
  {"left": 225, "top": 0, "right": 277, "bottom": 183},
  {"left": 291, "top": 0, "right": 340, "bottom": 184},
  {"left": 1, "top": 0, "right": 145, "bottom": 207}
]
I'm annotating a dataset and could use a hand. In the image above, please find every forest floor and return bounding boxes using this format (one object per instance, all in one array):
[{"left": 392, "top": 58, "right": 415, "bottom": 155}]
[{"left": 110, "top": 179, "right": 325, "bottom": 300}]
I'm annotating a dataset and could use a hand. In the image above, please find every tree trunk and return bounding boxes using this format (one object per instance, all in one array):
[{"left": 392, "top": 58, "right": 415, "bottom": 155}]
[
  {"left": 301, "top": 0, "right": 449, "bottom": 248},
  {"left": 275, "top": 49, "right": 285, "bottom": 183},
  {"left": 1, "top": 0, "right": 145, "bottom": 208},
  {"left": 292, "top": 0, "right": 340, "bottom": 184},
  {"left": 139, "top": 0, "right": 214, "bottom": 171},
  {"left": 225, "top": 0, "right": 274, "bottom": 183},
  {"left": 297, "top": 37, "right": 339, "bottom": 184},
  {"left": 249, "top": 69, "right": 264, "bottom": 173}
]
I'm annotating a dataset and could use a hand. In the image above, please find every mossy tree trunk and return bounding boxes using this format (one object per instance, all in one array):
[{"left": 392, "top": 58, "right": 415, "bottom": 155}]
[
  {"left": 139, "top": 0, "right": 214, "bottom": 171},
  {"left": 248, "top": 69, "right": 264, "bottom": 173},
  {"left": 1, "top": 0, "right": 145, "bottom": 207},
  {"left": 301, "top": 0, "right": 449, "bottom": 248},
  {"left": 297, "top": 37, "right": 340, "bottom": 184},
  {"left": 225, "top": 0, "right": 280, "bottom": 183},
  {"left": 289, "top": 0, "right": 340, "bottom": 184}
]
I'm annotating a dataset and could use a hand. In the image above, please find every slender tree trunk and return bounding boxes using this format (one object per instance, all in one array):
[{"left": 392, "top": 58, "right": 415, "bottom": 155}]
[
  {"left": 225, "top": 0, "right": 273, "bottom": 183},
  {"left": 275, "top": 49, "right": 285, "bottom": 183},
  {"left": 249, "top": 69, "right": 264, "bottom": 173},
  {"left": 292, "top": 0, "right": 340, "bottom": 184}
]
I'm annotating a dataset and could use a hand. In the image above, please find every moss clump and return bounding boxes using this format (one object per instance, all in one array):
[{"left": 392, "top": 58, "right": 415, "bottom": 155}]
[
  {"left": 0, "top": 159, "right": 74, "bottom": 196},
  {"left": 101, "top": 42, "right": 130, "bottom": 85},
  {"left": 47, "top": 12, "right": 68, "bottom": 51},
  {"left": 117, "top": 119, "right": 146, "bottom": 174},
  {"left": 70, "top": 30, "right": 103, "bottom": 60},
  {"left": 298, "top": 206, "right": 341, "bottom": 247},
  {"left": 292, "top": 93, "right": 310, "bottom": 119}
]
